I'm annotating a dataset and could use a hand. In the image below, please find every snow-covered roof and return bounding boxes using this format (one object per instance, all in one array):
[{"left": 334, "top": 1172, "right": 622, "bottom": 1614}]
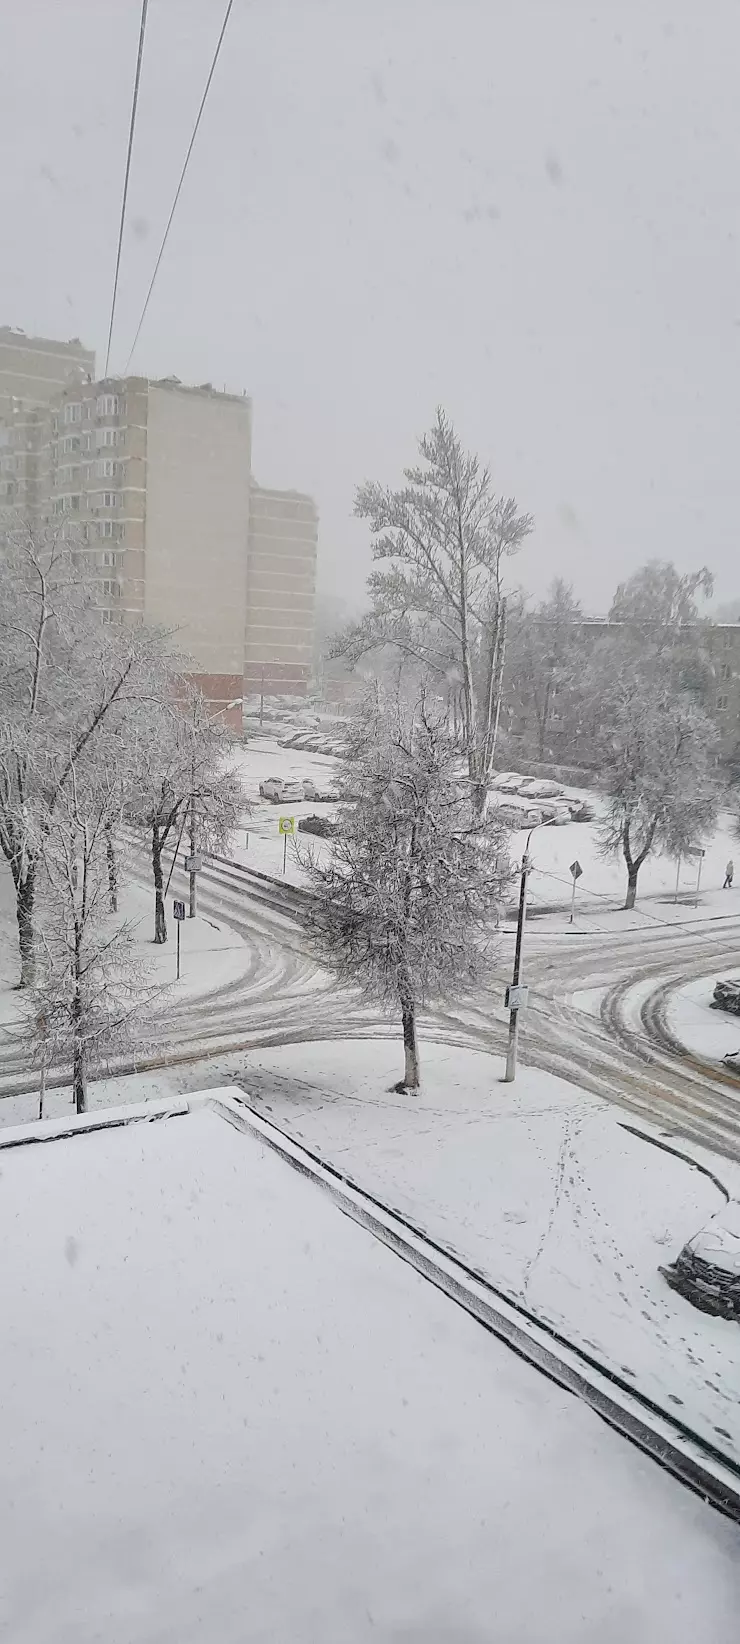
[{"left": 0, "top": 1095, "right": 738, "bottom": 1641}]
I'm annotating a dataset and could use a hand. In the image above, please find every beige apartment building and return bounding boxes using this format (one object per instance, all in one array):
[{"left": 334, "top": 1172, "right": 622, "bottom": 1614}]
[
  {"left": 0, "top": 334, "right": 318, "bottom": 724},
  {"left": 0, "top": 326, "right": 94, "bottom": 419}
]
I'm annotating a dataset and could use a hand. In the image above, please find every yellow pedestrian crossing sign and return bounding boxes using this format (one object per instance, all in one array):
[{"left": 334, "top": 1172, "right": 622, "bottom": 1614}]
[{"left": 278, "top": 816, "right": 295, "bottom": 835}]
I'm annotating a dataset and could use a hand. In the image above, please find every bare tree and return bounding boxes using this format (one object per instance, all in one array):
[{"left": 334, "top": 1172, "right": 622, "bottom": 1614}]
[
  {"left": 301, "top": 695, "right": 511, "bottom": 1090},
  {"left": 597, "top": 693, "right": 719, "bottom": 908},
  {"left": 127, "top": 689, "right": 247, "bottom": 944},
  {"left": 334, "top": 410, "right": 532, "bottom": 815},
  {"left": 0, "top": 523, "right": 173, "bottom": 986},
  {"left": 23, "top": 764, "right": 157, "bottom": 1113}
]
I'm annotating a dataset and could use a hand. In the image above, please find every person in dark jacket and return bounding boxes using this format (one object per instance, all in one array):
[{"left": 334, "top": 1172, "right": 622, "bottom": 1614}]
[{"left": 724, "top": 859, "right": 734, "bottom": 889}]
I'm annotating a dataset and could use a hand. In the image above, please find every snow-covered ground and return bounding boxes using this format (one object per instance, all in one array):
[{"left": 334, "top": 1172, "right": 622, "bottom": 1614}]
[
  {"left": 1, "top": 1098, "right": 739, "bottom": 1643},
  {"left": 229, "top": 732, "right": 740, "bottom": 925},
  {"left": 0, "top": 863, "right": 250, "bottom": 1037},
  {"left": 666, "top": 972, "right": 740, "bottom": 1063},
  {"left": 6, "top": 1037, "right": 739, "bottom": 1457}
]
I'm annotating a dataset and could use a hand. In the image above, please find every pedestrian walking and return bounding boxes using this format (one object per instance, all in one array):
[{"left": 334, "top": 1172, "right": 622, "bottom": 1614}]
[{"left": 723, "top": 859, "right": 734, "bottom": 890}]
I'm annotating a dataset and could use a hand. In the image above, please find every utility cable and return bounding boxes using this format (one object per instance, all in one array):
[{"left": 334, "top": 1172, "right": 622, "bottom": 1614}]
[
  {"left": 104, "top": 0, "right": 150, "bottom": 376},
  {"left": 124, "top": 0, "right": 235, "bottom": 372}
]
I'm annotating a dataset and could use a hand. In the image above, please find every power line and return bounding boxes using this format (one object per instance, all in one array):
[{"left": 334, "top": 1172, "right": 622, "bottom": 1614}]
[
  {"left": 104, "top": 0, "right": 150, "bottom": 377},
  {"left": 124, "top": 0, "right": 236, "bottom": 373}
]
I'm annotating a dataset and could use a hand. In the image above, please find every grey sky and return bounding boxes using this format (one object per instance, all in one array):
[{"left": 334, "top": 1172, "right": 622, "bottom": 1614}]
[{"left": 3, "top": 0, "right": 739, "bottom": 612}]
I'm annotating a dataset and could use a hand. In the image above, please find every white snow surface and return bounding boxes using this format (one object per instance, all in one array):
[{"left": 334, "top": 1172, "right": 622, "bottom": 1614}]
[
  {"left": 666, "top": 972, "right": 740, "bottom": 1063},
  {"left": 236, "top": 1040, "right": 740, "bottom": 1455},
  {"left": 1, "top": 1099, "right": 739, "bottom": 1643}
]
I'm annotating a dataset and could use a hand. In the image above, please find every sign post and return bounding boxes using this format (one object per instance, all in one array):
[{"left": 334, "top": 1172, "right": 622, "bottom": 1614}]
[
  {"left": 278, "top": 815, "right": 295, "bottom": 874},
  {"left": 674, "top": 854, "right": 682, "bottom": 904},
  {"left": 569, "top": 859, "right": 582, "bottom": 924},
  {"left": 173, "top": 898, "right": 186, "bottom": 979},
  {"left": 684, "top": 845, "right": 706, "bottom": 901}
]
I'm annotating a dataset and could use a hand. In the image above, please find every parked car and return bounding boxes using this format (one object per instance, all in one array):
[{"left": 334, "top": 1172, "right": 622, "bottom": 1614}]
[
  {"left": 661, "top": 1201, "right": 740, "bottom": 1319},
  {"left": 302, "top": 778, "right": 340, "bottom": 803},
  {"left": 259, "top": 776, "right": 305, "bottom": 804},
  {"left": 711, "top": 978, "right": 740, "bottom": 1017},
  {"left": 518, "top": 779, "right": 564, "bottom": 799},
  {"left": 298, "top": 813, "right": 340, "bottom": 838}
]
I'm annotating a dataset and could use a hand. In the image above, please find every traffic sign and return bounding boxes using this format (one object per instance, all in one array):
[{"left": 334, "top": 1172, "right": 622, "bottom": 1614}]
[
  {"left": 505, "top": 984, "right": 529, "bottom": 1011},
  {"left": 569, "top": 860, "right": 583, "bottom": 880},
  {"left": 684, "top": 846, "right": 706, "bottom": 859},
  {"left": 184, "top": 854, "right": 202, "bottom": 872},
  {"left": 278, "top": 816, "right": 295, "bottom": 835},
  {"left": 173, "top": 900, "right": 186, "bottom": 921}
]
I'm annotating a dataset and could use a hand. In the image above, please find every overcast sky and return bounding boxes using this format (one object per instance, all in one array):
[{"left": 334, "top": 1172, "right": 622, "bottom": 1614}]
[{"left": 3, "top": 0, "right": 739, "bottom": 612}]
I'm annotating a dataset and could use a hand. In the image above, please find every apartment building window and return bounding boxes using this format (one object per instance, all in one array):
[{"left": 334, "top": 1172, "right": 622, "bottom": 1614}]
[
  {"left": 720, "top": 662, "right": 732, "bottom": 680},
  {"left": 96, "top": 458, "right": 119, "bottom": 479},
  {"left": 96, "top": 427, "right": 120, "bottom": 448},
  {"left": 98, "top": 520, "right": 122, "bottom": 541},
  {"left": 717, "top": 694, "right": 729, "bottom": 711},
  {"left": 100, "top": 491, "right": 120, "bottom": 509},
  {"left": 102, "top": 580, "right": 121, "bottom": 598},
  {"left": 96, "top": 393, "right": 119, "bottom": 417},
  {"left": 63, "top": 403, "right": 82, "bottom": 424},
  {"left": 61, "top": 435, "right": 80, "bottom": 455},
  {"left": 81, "top": 432, "right": 93, "bottom": 453},
  {"left": 102, "top": 550, "right": 123, "bottom": 567}
]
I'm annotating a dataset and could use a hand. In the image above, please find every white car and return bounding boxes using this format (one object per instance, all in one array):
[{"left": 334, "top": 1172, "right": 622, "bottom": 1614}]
[{"left": 259, "top": 776, "right": 305, "bottom": 803}]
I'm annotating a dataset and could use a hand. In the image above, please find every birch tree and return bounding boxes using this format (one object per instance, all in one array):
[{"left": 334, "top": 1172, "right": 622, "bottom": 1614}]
[
  {"left": 301, "top": 696, "right": 511, "bottom": 1090},
  {"left": 597, "top": 693, "right": 719, "bottom": 908},
  {"left": 127, "top": 690, "right": 246, "bottom": 944},
  {"left": 24, "top": 763, "right": 157, "bottom": 1113},
  {"left": 0, "top": 523, "right": 173, "bottom": 985},
  {"left": 334, "top": 410, "right": 532, "bottom": 815}
]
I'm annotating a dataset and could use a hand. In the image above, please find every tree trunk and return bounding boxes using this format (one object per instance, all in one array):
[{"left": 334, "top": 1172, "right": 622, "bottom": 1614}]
[
  {"left": 15, "top": 866, "right": 36, "bottom": 989},
  {"left": 71, "top": 940, "right": 87, "bottom": 1114},
  {"left": 401, "top": 999, "right": 420, "bottom": 1090},
  {"left": 625, "top": 865, "right": 639, "bottom": 910},
  {"left": 153, "top": 827, "right": 167, "bottom": 944},
  {"left": 105, "top": 821, "right": 118, "bottom": 913}
]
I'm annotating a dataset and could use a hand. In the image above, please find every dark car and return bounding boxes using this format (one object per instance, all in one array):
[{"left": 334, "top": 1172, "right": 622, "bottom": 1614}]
[{"left": 661, "top": 1201, "right": 740, "bottom": 1320}]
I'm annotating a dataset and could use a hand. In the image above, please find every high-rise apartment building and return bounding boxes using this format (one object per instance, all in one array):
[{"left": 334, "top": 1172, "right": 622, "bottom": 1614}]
[
  {"left": 0, "top": 326, "right": 95, "bottom": 418},
  {"left": 0, "top": 334, "right": 318, "bottom": 723}
]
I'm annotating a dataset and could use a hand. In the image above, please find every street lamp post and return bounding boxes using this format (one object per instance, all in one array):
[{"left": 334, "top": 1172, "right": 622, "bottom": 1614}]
[{"left": 503, "top": 817, "right": 556, "bottom": 1083}]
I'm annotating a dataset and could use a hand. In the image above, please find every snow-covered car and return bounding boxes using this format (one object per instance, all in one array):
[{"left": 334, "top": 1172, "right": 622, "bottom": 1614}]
[
  {"left": 661, "top": 1201, "right": 740, "bottom": 1319},
  {"left": 496, "top": 775, "right": 525, "bottom": 794},
  {"left": 259, "top": 776, "right": 305, "bottom": 804},
  {"left": 492, "top": 772, "right": 523, "bottom": 790},
  {"left": 712, "top": 978, "right": 740, "bottom": 1017},
  {"left": 518, "top": 779, "right": 564, "bottom": 799},
  {"left": 298, "top": 813, "right": 340, "bottom": 838},
  {"left": 302, "top": 779, "right": 340, "bottom": 804}
]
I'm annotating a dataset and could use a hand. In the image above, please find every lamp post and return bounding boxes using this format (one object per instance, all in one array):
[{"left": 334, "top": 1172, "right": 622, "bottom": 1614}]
[{"left": 503, "top": 817, "right": 556, "bottom": 1083}]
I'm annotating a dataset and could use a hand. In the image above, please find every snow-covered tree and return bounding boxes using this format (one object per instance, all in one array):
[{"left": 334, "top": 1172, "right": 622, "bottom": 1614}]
[
  {"left": 301, "top": 696, "right": 511, "bottom": 1090},
  {"left": 0, "top": 523, "right": 172, "bottom": 985},
  {"left": 609, "top": 561, "right": 713, "bottom": 628},
  {"left": 504, "top": 579, "right": 585, "bottom": 761},
  {"left": 333, "top": 410, "right": 532, "bottom": 814},
  {"left": 127, "top": 689, "right": 246, "bottom": 943},
  {"left": 24, "top": 762, "right": 156, "bottom": 1113},
  {"left": 597, "top": 693, "right": 719, "bottom": 908}
]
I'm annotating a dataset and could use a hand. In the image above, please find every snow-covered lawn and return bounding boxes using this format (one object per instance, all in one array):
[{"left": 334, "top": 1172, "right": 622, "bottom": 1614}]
[
  {"left": 233, "top": 1039, "right": 740, "bottom": 1455},
  {"left": 666, "top": 972, "right": 740, "bottom": 1063},
  {"left": 1, "top": 1099, "right": 738, "bottom": 1642},
  {"left": 0, "top": 863, "right": 250, "bottom": 1036},
  {"left": 511, "top": 805, "right": 740, "bottom": 928},
  {"left": 7, "top": 1036, "right": 739, "bottom": 1458}
]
